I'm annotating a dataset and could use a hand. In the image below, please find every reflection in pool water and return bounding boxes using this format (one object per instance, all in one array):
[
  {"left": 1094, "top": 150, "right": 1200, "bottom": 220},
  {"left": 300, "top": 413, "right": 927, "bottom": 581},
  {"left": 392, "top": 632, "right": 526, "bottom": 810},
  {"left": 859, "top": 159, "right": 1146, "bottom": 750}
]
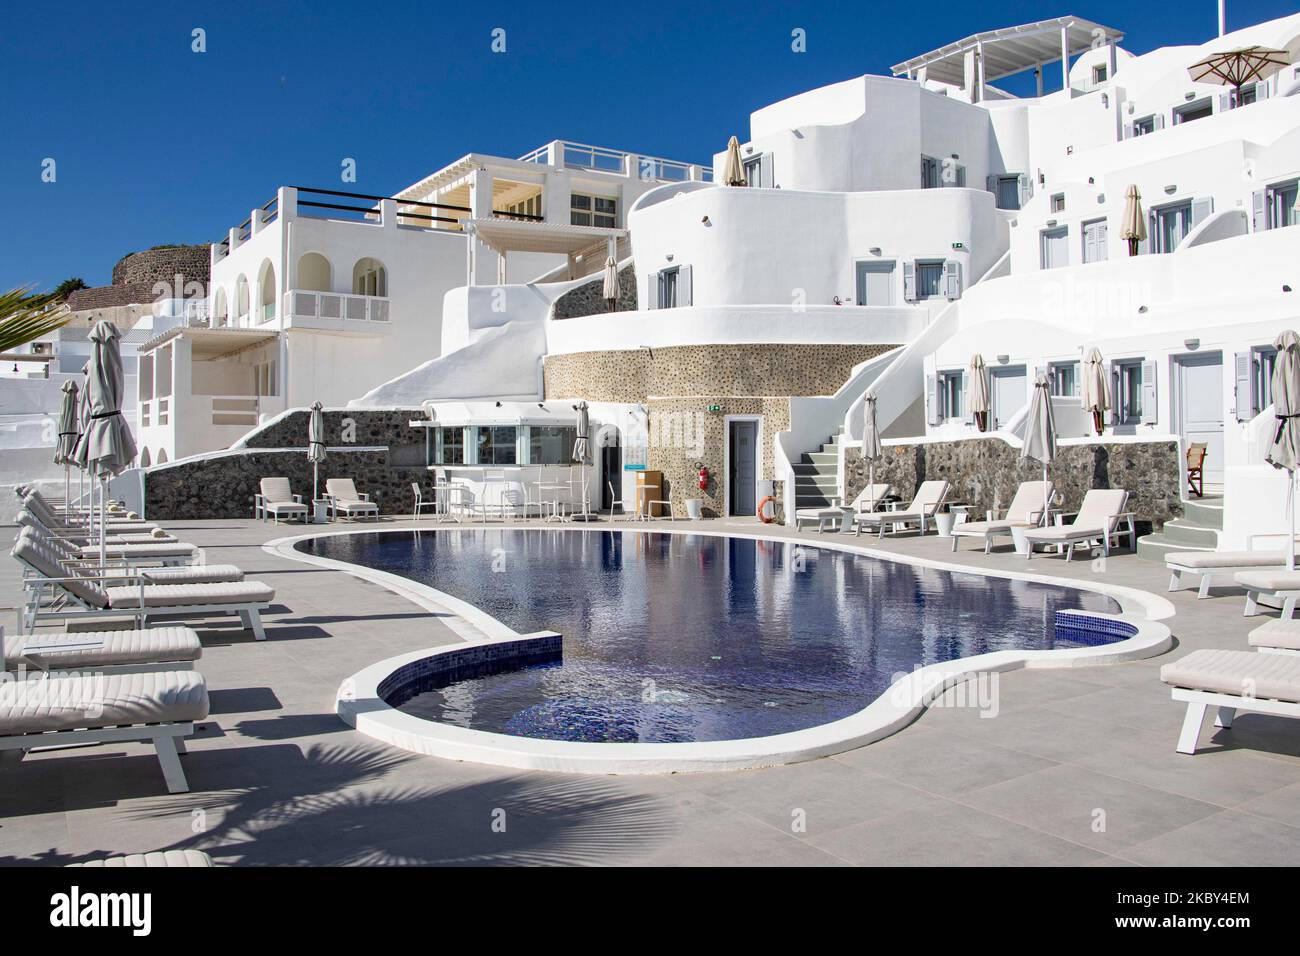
[{"left": 300, "top": 529, "right": 1121, "bottom": 743}]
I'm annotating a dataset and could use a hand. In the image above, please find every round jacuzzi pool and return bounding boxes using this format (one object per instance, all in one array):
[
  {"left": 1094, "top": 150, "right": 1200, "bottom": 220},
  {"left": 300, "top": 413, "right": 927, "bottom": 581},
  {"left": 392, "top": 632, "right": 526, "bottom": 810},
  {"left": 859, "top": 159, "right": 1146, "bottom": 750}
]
[{"left": 299, "top": 528, "right": 1130, "bottom": 747}]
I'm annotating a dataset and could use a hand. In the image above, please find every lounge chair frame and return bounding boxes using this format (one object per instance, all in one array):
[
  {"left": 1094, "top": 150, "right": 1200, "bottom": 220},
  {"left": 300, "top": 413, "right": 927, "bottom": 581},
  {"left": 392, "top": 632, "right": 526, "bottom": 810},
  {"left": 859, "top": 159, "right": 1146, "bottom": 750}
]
[{"left": 0, "top": 719, "right": 197, "bottom": 793}]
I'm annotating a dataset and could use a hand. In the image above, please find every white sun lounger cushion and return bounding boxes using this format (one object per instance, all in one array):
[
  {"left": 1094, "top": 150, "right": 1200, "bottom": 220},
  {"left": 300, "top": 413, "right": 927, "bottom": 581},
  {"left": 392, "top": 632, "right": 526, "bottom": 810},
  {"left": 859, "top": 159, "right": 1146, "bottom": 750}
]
[
  {"left": 953, "top": 518, "right": 1026, "bottom": 535},
  {"left": 1160, "top": 648, "right": 1300, "bottom": 702},
  {"left": 0, "top": 670, "right": 208, "bottom": 735},
  {"left": 71, "top": 850, "right": 214, "bottom": 868},
  {"left": 77, "top": 542, "right": 196, "bottom": 559},
  {"left": 140, "top": 565, "right": 244, "bottom": 585},
  {"left": 1167, "top": 551, "right": 1285, "bottom": 569},
  {"left": 1249, "top": 619, "right": 1300, "bottom": 652},
  {"left": 4, "top": 627, "right": 203, "bottom": 670},
  {"left": 333, "top": 499, "right": 377, "bottom": 512},
  {"left": 104, "top": 581, "right": 276, "bottom": 609},
  {"left": 1024, "top": 524, "right": 1107, "bottom": 541},
  {"left": 1234, "top": 570, "right": 1300, "bottom": 592}
]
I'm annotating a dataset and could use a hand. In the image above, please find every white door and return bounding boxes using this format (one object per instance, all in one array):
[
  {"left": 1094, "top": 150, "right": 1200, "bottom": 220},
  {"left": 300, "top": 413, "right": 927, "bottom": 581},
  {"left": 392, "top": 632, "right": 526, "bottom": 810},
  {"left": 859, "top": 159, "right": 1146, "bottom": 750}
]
[
  {"left": 855, "top": 261, "right": 896, "bottom": 305},
  {"left": 991, "top": 366, "right": 1028, "bottom": 429},
  {"left": 1177, "top": 353, "right": 1224, "bottom": 485}
]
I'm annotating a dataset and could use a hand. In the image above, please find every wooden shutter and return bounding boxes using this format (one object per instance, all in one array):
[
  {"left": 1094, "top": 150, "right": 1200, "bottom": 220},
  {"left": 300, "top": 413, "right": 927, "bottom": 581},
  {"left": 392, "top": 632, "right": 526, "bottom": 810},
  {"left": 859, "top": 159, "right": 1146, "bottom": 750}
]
[
  {"left": 1140, "top": 360, "right": 1158, "bottom": 424},
  {"left": 679, "top": 265, "right": 693, "bottom": 307},
  {"left": 926, "top": 373, "right": 941, "bottom": 425},
  {"left": 643, "top": 272, "right": 660, "bottom": 310},
  {"left": 902, "top": 262, "right": 917, "bottom": 302},
  {"left": 943, "top": 261, "right": 962, "bottom": 300},
  {"left": 1252, "top": 190, "right": 1268, "bottom": 232},
  {"left": 1234, "top": 351, "right": 1253, "bottom": 421}
]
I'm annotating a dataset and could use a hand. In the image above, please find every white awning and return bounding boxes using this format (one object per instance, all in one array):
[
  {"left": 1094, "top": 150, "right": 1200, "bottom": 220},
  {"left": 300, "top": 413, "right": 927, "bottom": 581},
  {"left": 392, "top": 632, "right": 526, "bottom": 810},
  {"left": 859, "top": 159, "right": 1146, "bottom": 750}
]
[
  {"left": 891, "top": 16, "right": 1124, "bottom": 85},
  {"left": 467, "top": 218, "right": 624, "bottom": 256}
]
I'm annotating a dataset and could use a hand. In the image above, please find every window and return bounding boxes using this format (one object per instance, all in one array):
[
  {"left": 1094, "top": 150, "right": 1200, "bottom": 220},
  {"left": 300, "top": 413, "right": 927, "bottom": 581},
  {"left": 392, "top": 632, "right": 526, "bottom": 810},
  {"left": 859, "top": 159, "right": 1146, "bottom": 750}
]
[
  {"left": 995, "top": 175, "right": 1022, "bottom": 210},
  {"left": 1050, "top": 193, "right": 1066, "bottom": 213},
  {"left": 476, "top": 426, "right": 517, "bottom": 465},
  {"left": 505, "top": 194, "right": 541, "bottom": 219},
  {"left": 1092, "top": 64, "right": 1108, "bottom": 84},
  {"left": 1151, "top": 202, "right": 1192, "bottom": 253},
  {"left": 1040, "top": 226, "right": 1069, "bottom": 269},
  {"left": 527, "top": 426, "right": 577, "bottom": 465},
  {"left": 660, "top": 267, "right": 679, "bottom": 308},
  {"left": 352, "top": 258, "right": 387, "bottom": 296},
  {"left": 570, "top": 194, "right": 616, "bottom": 228},
  {"left": 1049, "top": 361, "right": 1079, "bottom": 397},
  {"left": 1115, "top": 360, "right": 1145, "bottom": 424},
  {"left": 1174, "top": 99, "right": 1212, "bottom": 125},
  {"left": 938, "top": 370, "right": 964, "bottom": 420},
  {"left": 254, "top": 359, "right": 277, "bottom": 397},
  {"left": 1081, "top": 218, "right": 1108, "bottom": 263},
  {"left": 1132, "top": 115, "right": 1157, "bottom": 136},
  {"left": 743, "top": 154, "right": 771, "bottom": 188},
  {"left": 915, "top": 261, "right": 944, "bottom": 298},
  {"left": 920, "top": 156, "right": 941, "bottom": 189},
  {"left": 1268, "top": 180, "right": 1299, "bottom": 229},
  {"left": 436, "top": 426, "right": 465, "bottom": 465},
  {"left": 1250, "top": 346, "right": 1278, "bottom": 416}
]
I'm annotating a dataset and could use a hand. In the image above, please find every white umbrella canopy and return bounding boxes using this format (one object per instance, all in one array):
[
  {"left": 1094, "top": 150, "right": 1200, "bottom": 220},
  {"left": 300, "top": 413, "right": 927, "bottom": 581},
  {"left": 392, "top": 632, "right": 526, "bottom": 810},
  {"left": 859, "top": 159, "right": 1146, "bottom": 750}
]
[
  {"left": 1188, "top": 43, "right": 1298, "bottom": 94},
  {"left": 967, "top": 354, "right": 991, "bottom": 431},
  {"left": 1021, "top": 374, "right": 1057, "bottom": 522},
  {"left": 722, "top": 135, "right": 746, "bottom": 187},
  {"left": 1081, "top": 347, "right": 1111, "bottom": 436},
  {"left": 1267, "top": 330, "right": 1300, "bottom": 569},
  {"left": 601, "top": 256, "right": 620, "bottom": 308},
  {"left": 572, "top": 401, "right": 595, "bottom": 520},
  {"left": 55, "top": 379, "right": 79, "bottom": 507},
  {"left": 308, "top": 401, "right": 327, "bottom": 503},
  {"left": 1121, "top": 185, "right": 1147, "bottom": 256}
]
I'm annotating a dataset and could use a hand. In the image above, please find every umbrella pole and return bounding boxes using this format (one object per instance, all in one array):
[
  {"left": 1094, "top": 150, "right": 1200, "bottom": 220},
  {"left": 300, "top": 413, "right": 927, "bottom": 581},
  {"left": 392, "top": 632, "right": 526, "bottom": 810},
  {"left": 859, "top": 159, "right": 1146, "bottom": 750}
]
[
  {"left": 98, "top": 474, "right": 107, "bottom": 570},
  {"left": 63, "top": 463, "right": 69, "bottom": 511},
  {"left": 313, "top": 460, "right": 319, "bottom": 505},
  {"left": 1291, "top": 470, "right": 1296, "bottom": 572},
  {"left": 1043, "top": 463, "right": 1050, "bottom": 527}
]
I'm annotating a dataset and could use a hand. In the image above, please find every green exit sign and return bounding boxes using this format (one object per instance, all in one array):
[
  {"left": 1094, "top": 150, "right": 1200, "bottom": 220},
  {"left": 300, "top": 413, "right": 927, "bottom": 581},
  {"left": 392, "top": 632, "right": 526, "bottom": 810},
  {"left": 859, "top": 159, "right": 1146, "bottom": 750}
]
[
  {"left": 707, "top": 404, "right": 723, "bottom": 413},
  {"left": 951, "top": 241, "right": 965, "bottom": 250}
]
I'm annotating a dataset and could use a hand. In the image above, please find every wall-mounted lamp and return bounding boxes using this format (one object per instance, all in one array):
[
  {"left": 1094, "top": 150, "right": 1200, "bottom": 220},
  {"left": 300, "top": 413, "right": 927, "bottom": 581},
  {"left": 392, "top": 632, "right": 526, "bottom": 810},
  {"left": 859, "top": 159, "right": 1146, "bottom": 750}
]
[
  {"left": 666, "top": 254, "right": 674, "bottom": 262},
  {"left": 744, "top": 146, "right": 754, "bottom": 155},
  {"left": 1285, "top": 285, "right": 1294, "bottom": 293},
  {"left": 701, "top": 215, "right": 710, "bottom": 225},
  {"left": 996, "top": 354, "right": 1010, "bottom": 364},
  {"left": 1184, "top": 338, "right": 1200, "bottom": 350},
  {"left": 537, "top": 403, "right": 545, "bottom": 409},
  {"left": 1184, "top": 91, "right": 1196, "bottom": 100},
  {"left": 1101, "top": 93, "right": 1109, "bottom": 108},
  {"left": 950, "top": 153, "right": 960, "bottom": 160},
  {"left": 1046, "top": 219, "right": 1058, "bottom": 227},
  {"left": 1097, "top": 193, "right": 1106, "bottom": 203},
  {"left": 1164, "top": 185, "right": 1177, "bottom": 194},
  {"left": 869, "top": 246, "right": 882, "bottom": 256},
  {"left": 1138, "top": 305, "right": 1149, "bottom": 314},
  {"left": 495, "top": 400, "right": 502, "bottom": 407}
]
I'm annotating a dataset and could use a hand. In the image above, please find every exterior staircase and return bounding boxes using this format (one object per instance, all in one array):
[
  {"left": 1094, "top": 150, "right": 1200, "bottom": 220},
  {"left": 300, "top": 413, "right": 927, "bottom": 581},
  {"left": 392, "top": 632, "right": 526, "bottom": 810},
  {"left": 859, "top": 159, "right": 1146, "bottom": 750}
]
[
  {"left": 1136, "top": 496, "right": 1223, "bottom": 562},
  {"left": 792, "top": 430, "right": 843, "bottom": 511}
]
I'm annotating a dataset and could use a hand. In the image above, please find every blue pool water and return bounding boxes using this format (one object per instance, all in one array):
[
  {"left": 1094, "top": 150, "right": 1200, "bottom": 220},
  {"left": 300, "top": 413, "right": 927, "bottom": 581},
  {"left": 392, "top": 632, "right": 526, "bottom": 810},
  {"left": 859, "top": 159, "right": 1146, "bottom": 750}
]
[{"left": 300, "top": 529, "right": 1122, "bottom": 743}]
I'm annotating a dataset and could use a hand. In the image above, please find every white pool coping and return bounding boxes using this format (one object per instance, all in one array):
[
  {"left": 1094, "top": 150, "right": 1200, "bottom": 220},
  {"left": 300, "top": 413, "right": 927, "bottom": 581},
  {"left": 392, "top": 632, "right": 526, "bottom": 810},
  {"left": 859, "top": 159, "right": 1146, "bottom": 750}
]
[{"left": 267, "top": 524, "right": 1175, "bottom": 774}]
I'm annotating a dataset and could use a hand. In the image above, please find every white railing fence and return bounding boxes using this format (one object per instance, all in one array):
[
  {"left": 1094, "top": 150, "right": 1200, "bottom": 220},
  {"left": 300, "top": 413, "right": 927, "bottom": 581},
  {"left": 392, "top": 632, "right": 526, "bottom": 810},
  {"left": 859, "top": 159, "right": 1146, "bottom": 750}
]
[{"left": 284, "top": 290, "right": 391, "bottom": 324}]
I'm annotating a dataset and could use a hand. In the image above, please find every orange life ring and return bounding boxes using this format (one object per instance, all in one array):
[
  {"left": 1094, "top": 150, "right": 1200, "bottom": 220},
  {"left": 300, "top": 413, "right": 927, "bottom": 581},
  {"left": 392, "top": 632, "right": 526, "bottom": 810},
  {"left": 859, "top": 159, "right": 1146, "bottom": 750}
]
[{"left": 757, "top": 495, "right": 778, "bottom": 524}]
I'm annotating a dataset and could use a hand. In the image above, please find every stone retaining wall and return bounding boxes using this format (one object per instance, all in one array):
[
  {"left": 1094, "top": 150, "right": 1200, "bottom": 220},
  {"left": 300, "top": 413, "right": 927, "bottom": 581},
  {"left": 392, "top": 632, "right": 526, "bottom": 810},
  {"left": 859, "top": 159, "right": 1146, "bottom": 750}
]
[
  {"left": 550, "top": 265, "right": 637, "bottom": 319},
  {"left": 844, "top": 436, "right": 1182, "bottom": 531}
]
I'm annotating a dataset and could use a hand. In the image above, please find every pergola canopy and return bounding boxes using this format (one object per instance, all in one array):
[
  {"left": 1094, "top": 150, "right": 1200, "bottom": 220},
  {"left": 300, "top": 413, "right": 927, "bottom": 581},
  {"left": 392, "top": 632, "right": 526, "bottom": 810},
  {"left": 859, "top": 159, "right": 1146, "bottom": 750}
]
[
  {"left": 468, "top": 218, "right": 624, "bottom": 256},
  {"left": 891, "top": 15, "right": 1124, "bottom": 86}
]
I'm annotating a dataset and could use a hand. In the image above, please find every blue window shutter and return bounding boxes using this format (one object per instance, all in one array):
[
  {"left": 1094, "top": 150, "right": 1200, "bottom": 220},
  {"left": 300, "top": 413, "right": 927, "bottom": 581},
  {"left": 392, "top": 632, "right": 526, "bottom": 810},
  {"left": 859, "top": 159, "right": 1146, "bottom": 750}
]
[
  {"left": 679, "top": 265, "right": 693, "bottom": 307},
  {"left": 1218, "top": 92, "right": 1233, "bottom": 112},
  {"left": 1153, "top": 113, "right": 1166, "bottom": 130},
  {"left": 1122, "top": 121, "right": 1134, "bottom": 139},
  {"left": 986, "top": 174, "right": 997, "bottom": 193},
  {"left": 1017, "top": 173, "right": 1033, "bottom": 208},
  {"left": 1257, "top": 80, "right": 1271, "bottom": 101},
  {"left": 1252, "top": 190, "right": 1268, "bottom": 231},
  {"left": 761, "top": 155, "right": 774, "bottom": 188},
  {"left": 644, "top": 272, "right": 659, "bottom": 310},
  {"left": 1141, "top": 360, "right": 1158, "bottom": 424},
  {"left": 925, "top": 373, "right": 940, "bottom": 425},
  {"left": 1110, "top": 364, "right": 1122, "bottom": 424},
  {"left": 903, "top": 261, "right": 917, "bottom": 302},
  {"left": 1234, "top": 351, "right": 1253, "bottom": 421},
  {"left": 1191, "top": 197, "right": 1214, "bottom": 227}
]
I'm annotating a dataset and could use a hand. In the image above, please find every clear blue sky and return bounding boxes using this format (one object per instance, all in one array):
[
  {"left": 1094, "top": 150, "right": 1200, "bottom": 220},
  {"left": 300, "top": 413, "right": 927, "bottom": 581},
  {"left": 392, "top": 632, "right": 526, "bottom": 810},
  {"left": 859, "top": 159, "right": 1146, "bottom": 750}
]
[{"left": 1, "top": 0, "right": 1293, "bottom": 291}]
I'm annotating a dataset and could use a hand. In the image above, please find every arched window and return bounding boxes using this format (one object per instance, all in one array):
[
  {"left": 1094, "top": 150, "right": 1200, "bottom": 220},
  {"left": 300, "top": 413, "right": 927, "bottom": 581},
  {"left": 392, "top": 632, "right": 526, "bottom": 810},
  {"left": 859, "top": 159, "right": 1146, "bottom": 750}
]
[
  {"left": 235, "top": 275, "right": 250, "bottom": 325},
  {"left": 352, "top": 257, "right": 387, "bottom": 297},
  {"left": 213, "top": 288, "right": 229, "bottom": 327},
  {"left": 138, "top": 448, "right": 151, "bottom": 468},
  {"left": 297, "top": 252, "right": 332, "bottom": 292},
  {"left": 156, "top": 449, "right": 168, "bottom": 464},
  {"left": 258, "top": 260, "right": 277, "bottom": 323}
]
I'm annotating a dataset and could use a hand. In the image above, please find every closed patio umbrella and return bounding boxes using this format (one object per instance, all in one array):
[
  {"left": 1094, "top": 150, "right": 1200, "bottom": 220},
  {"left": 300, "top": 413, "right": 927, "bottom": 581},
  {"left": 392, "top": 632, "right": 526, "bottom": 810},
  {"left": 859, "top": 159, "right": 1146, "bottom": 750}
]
[
  {"left": 572, "top": 400, "right": 596, "bottom": 521},
  {"left": 54, "top": 379, "right": 79, "bottom": 507},
  {"left": 862, "top": 390, "right": 883, "bottom": 499},
  {"left": 73, "top": 321, "right": 137, "bottom": 567},
  {"left": 1121, "top": 185, "right": 1146, "bottom": 256},
  {"left": 1021, "top": 373, "right": 1057, "bottom": 525},
  {"left": 1081, "top": 347, "right": 1111, "bottom": 436},
  {"left": 308, "top": 401, "right": 326, "bottom": 505},
  {"left": 722, "top": 135, "right": 746, "bottom": 187},
  {"left": 968, "top": 354, "right": 991, "bottom": 432},
  {"left": 601, "top": 256, "right": 620, "bottom": 311},
  {"left": 1266, "top": 330, "right": 1300, "bottom": 570}
]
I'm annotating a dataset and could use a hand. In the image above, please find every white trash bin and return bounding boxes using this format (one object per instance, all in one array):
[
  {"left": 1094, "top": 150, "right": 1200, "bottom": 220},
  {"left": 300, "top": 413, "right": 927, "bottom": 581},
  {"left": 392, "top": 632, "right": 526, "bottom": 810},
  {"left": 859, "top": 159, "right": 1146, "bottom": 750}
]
[{"left": 685, "top": 499, "right": 704, "bottom": 520}]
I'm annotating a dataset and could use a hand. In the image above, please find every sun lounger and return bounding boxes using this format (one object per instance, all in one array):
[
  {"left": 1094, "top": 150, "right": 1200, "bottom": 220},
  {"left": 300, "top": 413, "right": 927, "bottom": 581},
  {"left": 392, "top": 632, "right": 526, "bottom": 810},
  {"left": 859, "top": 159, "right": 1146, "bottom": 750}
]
[
  {"left": 17, "top": 528, "right": 236, "bottom": 585},
  {"left": 15, "top": 510, "right": 177, "bottom": 545},
  {"left": 256, "top": 478, "right": 308, "bottom": 523},
  {"left": 12, "top": 535, "right": 276, "bottom": 640},
  {"left": 854, "top": 480, "right": 950, "bottom": 538},
  {"left": 1248, "top": 619, "right": 1300, "bottom": 655},
  {"left": 795, "top": 483, "right": 890, "bottom": 531},
  {"left": 1160, "top": 648, "right": 1300, "bottom": 754},
  {"left": 0, "top": 670, "right": 208, "bottom": 792},
  {"left": 1236, "top": 569, "right": 1300, "bottom": 620},
  {"left": 325, "top": 478, "right": 379, "bottom": 521},
  {"left": 3, "top": 626, "right": 203, "bottom": 674},
  {"left": 23, "top": 492, "right": 157, "bottom": 532},
  {"left": 70, "top": 850, "right": 215, "bottom": 867},
  {"left": 1022, "top": 489, "right": 1134, "bottom": 560},
  {"left": 1166, "top": 550, "right": 1288, "bottom": 598},
  {"left": 950, "top": 480, "right": 1051, "bottom": 553}
]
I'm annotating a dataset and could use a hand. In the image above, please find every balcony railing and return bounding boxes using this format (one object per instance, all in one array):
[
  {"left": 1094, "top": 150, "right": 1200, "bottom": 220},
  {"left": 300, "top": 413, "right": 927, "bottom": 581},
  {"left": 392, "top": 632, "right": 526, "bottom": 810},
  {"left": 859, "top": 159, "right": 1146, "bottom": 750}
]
[
  {"left": 285, "top": 290, "right": 390, "bottom": 326},
  {"left": 517, "top": 140, "right": 712, "bottom": 182}
]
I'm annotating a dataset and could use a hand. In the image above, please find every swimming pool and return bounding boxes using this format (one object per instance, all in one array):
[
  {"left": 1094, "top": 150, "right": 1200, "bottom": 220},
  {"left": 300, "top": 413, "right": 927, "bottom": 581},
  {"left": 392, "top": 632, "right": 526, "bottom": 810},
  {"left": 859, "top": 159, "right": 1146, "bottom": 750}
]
[{"left": 300, "top": 528, "right": 1124, "bottom": 745}]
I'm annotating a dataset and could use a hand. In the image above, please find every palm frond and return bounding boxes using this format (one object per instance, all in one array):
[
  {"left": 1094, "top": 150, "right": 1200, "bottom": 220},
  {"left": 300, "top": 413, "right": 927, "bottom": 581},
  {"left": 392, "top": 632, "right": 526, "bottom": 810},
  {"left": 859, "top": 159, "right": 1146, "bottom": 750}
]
[{"left": 0, "top": 287, "right": 72, "bottom": 354}]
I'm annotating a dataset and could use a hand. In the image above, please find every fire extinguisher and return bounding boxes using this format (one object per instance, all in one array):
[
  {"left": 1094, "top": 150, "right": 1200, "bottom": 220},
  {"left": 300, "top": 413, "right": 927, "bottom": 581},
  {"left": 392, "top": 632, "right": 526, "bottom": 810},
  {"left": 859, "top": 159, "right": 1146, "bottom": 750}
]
[{"left": 697, "top": 464, "right": 710, "bottom": 491}]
